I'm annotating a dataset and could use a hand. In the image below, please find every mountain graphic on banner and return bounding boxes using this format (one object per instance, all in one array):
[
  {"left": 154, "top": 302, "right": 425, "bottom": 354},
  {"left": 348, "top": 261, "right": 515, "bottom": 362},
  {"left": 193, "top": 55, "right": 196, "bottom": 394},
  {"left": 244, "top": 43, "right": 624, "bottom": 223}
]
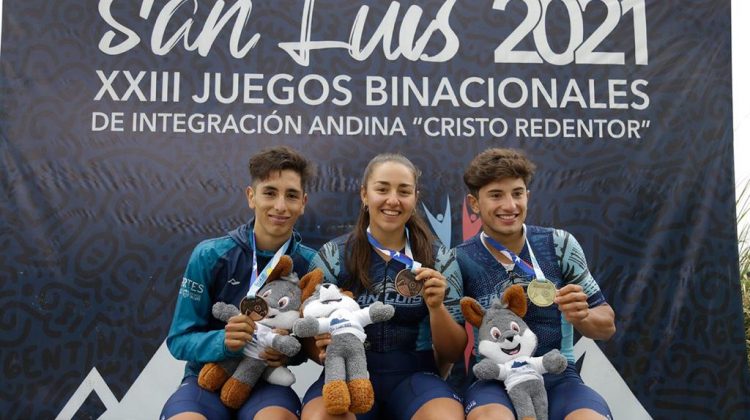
[
  {"left": 54, "top": 368, "right": 119, "bottom": 420},
  {"left": 574, "top": 338, "right": 652, "bottom": 419},
  {"left": 55, "top": 342, "right": 183, "bottom": 420}
]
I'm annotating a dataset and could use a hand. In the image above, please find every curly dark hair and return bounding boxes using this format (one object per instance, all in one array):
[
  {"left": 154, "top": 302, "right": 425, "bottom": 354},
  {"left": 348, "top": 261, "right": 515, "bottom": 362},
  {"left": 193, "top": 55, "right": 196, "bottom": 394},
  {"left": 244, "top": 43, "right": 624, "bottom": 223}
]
[{"left": 463, "top": 148, "right": 536, "bottom": 196}]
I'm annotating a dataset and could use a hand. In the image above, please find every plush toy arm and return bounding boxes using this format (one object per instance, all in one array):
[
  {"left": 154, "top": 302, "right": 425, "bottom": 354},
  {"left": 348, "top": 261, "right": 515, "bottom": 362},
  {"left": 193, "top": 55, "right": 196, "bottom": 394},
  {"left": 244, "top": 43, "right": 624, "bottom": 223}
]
[
  {"left": 365, "top": 302, "right": 395, "bottom": 324},
  {"left": 271, "top": 334, "right": 302, "bottom": 357},
  {"left": 541, "top": 349, "right": 568, "bottom": 374},
  {"left": 473, "top": 358, "right": 503, "bottom": 381},
  {"left": 212, "top": 302, "right": 241, "bottom": 322},
  {"left": 293, "top": 316, "right": 326, "bottom": 338}
]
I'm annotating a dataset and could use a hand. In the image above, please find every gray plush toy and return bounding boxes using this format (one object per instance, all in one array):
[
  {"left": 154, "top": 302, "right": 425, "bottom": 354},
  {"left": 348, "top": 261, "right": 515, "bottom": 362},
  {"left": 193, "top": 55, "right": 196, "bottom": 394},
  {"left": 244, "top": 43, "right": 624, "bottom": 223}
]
[
  {"left": 197, "top": 256, "right": 322, "bottom": 409},
  {"left": 293, "top": 283, "right": 395, "bottom": 415},
  {"left": 461, "top": 284, "right": 568, "bottom": 420}
]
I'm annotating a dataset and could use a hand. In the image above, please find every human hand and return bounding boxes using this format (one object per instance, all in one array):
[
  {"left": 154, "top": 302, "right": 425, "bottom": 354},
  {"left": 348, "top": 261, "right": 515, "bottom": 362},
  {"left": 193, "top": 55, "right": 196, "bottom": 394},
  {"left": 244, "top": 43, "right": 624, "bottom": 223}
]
[
  {"left": 554, "top": 284, "right": 589, "bottom": 323},
  {"left": 416, "top": 267, "right": 447, "bottom": 309},
  {"left": 314, "top": 333, "right": 331, "bottom": 362},
  {"left": 260, "top": 347, "right": 290, "bottom": 367},
  {"left": 224, "top": 314, "right": 256, "bottom": 352}
]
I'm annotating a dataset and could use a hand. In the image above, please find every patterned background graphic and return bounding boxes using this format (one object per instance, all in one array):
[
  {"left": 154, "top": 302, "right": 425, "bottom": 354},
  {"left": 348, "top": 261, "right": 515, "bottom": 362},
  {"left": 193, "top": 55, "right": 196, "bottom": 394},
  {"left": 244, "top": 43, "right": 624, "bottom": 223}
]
[{"left": 1, "top": 0, "right": 749, "bottom": 418}]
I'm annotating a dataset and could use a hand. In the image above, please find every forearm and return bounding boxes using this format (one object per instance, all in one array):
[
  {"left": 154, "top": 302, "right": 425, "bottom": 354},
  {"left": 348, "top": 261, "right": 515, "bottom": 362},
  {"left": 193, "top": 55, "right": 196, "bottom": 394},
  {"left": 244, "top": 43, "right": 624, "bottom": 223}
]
[
  {"left": 429, "top": 304, "right": 467, "bottom": 363},
  {"left": 166, "top": 296, "right": 241, "bottom": 362},
  {"left": 167, "top": 328, "right": 239, "bottom": 362},
  {"left": 572, "top": 304, "right": 616, "bottom": 340},
  {"left": 301, "top": 336, "right": 323, "bottom": 365}
]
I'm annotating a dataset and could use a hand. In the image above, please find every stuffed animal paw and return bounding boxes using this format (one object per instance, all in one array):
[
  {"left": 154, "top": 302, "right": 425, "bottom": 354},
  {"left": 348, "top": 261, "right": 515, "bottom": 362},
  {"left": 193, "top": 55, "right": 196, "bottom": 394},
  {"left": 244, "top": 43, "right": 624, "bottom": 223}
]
[
  {"left": 262, "top": 366, "right": 296, "bottom": 387},
  {"left": 292, "top": 316, "right": 320, "bottom": 338},
  {"left": 473, "top": 358, "right": 502, "bottom": 381},
  {"left": 542, "top": 349, "right": 567, "bottom": 374},
  {"left": 272, "top": 334, "right": 302, "bottom": 357},
  {"left": 368, "top": 301, "right": 395, "bottom": 323},
  {"left": 198, "top": 361, "right": 233, "bottom": 392}
]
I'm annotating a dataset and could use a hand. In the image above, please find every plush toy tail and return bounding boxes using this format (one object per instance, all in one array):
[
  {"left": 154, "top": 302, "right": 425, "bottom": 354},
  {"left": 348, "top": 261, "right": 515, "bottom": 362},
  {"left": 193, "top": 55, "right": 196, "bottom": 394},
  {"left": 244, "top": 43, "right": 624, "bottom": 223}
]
[
  {"left": 263, "top": 366, "right": 296, "bottom": 387},
  {"left": 197, "top": 362, "right": 229, "bottom": 392}
]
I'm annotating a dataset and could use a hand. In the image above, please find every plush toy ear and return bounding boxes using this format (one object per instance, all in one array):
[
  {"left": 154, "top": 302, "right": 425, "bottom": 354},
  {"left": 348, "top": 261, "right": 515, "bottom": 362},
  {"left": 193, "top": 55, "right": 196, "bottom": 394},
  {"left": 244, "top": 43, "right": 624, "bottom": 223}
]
[
  {"left": 266, "top": 255, "right": 294, "bottom": 284},
  {"left": 461, "top": 297, "right": 485, "bottom": 328},
  {"left": 299, "top": 268, "right": 323, "bottom": 303},
  {"left": 503, "top": 284, "right": 528, "bottom": 318}
]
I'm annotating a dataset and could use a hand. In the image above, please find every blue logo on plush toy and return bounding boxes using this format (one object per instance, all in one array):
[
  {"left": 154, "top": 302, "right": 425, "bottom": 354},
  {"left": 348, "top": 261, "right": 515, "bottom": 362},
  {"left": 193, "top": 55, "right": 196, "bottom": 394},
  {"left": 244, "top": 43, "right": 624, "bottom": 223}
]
[{"left": 330, "top": 318, "right": 353, "bottom": 331}]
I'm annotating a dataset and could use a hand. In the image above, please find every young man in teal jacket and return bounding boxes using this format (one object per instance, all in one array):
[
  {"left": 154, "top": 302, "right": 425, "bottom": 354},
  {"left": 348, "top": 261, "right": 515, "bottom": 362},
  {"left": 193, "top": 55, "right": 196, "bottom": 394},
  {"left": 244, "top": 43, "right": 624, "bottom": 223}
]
[{"left": 161, "top": 146, "right": 316, "bottom": 420}]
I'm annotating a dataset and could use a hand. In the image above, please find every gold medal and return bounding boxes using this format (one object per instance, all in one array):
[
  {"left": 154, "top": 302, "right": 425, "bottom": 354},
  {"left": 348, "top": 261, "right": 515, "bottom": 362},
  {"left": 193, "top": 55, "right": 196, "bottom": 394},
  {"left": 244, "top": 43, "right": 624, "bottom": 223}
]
[
  {"left": 240, "top": 296, "right": 268, "bottom": 321},
  {"left": 527, "top": 278, "right": 556, "bottom": 307},
  {"left": 395, "top": 269, "right": 423, "bottom": 297}
]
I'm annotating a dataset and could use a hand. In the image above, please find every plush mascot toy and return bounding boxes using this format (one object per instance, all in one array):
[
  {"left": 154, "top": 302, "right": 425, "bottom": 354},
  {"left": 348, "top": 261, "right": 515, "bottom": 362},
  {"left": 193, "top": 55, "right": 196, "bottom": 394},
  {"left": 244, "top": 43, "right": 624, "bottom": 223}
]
[
  {"left": 461, "top": 284, "right": 568, "bottom": 420},
  {"left": 293, "top": 283, "right": 395, "bottom": 415},
  {"left": 198, "top": 255, "right": 323, "bottom": 409}
]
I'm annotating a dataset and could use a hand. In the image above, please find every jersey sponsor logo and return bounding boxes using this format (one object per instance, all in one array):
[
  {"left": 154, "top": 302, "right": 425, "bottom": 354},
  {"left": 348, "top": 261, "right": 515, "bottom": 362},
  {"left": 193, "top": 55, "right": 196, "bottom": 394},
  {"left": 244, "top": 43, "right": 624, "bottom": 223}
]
[
  {"left": 180, "top": 277, "right": 205, "bottom": 301},
  {"left": 356, "top": 292, "right": 423, "bottom": 307},
  {"left": 227, "top": 278, "right": 240, "bottom": 286}
]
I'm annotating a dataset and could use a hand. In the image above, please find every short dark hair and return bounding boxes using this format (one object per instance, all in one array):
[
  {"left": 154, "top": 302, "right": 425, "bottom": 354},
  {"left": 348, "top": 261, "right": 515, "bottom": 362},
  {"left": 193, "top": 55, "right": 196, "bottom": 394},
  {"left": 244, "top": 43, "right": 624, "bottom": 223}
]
[
  {"left": 463, "top": 148, "right": 536, "bottom": 196},
  {"left": 248, "top": 146, "right": 313, "bottom": 190}
]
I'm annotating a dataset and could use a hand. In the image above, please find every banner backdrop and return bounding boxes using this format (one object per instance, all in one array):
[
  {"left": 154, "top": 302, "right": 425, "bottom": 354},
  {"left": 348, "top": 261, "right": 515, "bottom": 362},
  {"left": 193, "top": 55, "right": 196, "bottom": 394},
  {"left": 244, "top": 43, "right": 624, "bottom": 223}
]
[{"left": 1, "top": 0, "right": 749, "bottom": 418}]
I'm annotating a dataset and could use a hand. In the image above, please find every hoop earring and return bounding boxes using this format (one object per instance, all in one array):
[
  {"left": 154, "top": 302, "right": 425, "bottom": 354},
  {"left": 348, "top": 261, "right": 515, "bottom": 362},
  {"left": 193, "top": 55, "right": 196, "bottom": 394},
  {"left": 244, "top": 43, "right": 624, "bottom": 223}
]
[{"left": 362, "top": 204, "right": 369, "bottom": 213}]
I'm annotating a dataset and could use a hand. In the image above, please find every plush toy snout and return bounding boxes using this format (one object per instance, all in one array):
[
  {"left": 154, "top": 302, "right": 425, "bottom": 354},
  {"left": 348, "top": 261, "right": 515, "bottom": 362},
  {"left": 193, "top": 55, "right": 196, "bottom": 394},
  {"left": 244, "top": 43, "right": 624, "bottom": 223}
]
[
  {"left": 319, "top": 283, "right": 342, "bottom": 302},
  {"left": 497, "top": 329, "right": 520, "bottom": 342}
]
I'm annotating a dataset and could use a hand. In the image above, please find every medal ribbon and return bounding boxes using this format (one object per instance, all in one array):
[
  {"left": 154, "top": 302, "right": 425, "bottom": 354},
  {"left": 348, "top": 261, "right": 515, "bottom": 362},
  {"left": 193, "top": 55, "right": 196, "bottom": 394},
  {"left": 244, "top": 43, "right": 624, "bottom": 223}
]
[
  {"left": 246, "top": 233, "right": 292, "bottom": 298},
  {"left": 366, "top": 227, "right": 422, "bottom": 272},
  {"left": 481, "top": 224, "right": 546, "bottom": 280}
]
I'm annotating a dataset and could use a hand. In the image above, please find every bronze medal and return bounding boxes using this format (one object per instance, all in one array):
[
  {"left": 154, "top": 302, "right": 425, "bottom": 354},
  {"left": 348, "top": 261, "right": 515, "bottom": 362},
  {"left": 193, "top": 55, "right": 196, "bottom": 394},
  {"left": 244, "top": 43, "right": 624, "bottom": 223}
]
[
  {"left": 240, "top": 296, "right": 268, "bottom": 321},
  {"left": 395, "top": 269, "right": 422, "bottom": 297},
  {"left": 527, "top": 278, "right": 556, "bottom": 307}
]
